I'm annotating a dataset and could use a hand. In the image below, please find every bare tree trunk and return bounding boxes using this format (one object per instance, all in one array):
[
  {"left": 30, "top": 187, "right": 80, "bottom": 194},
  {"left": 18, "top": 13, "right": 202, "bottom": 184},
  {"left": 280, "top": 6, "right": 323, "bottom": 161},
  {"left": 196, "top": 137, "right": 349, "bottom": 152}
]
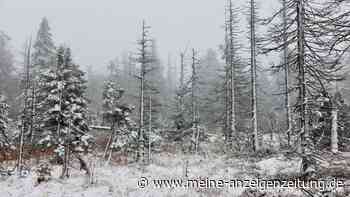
[
  {"left": 57, "top": 68, "right": 63, "bottom": 139},
  {"left": 137, "top": 20, "right": 150, "bottom": 163},
  {"left": 148, "top": 95, "right": 152, "bottom": 163},
  {"left": 191, "top": 49, "right": 196, "bottom": 153},
  {"left": 282, "top": 0, "right": 292, "bottom": 147},
  {"left": 107, "top": 122, "right": 117, "bottom": 165},
  {"left": 103, "top": 121, "right": 115, "bottom": 163},
  {"left": 224, "top": 13, "right": 230, "bottom": 144},
  {"left": 223, "top": 7, "right": 231, "bottom": 145},
  {"left": 225, "top": 69, "right": 230, "bottom": 143},
  {"left": 250, "top": 0, "right": 259, "bottom": 152},
  {"left": 227, "top": 0, "right": 236, "bottom": 150},
  {"left": 17, "top": 39, "right": 32, "bottom": 175},
  {"left": 18, "top": 121, "right": 25, "bottom": 174},
  {"left": 61, "top": 120, "right": 71, "bottom": 179},
  {"left": 29, "top": 84, "right": 36, "bottom": 144},
  {"left": 331, "top": 109, "right": 338, "bottom": 153},
  {"left": 297, "top": 0, "right": 307, "bottom": 154},
  {"left": 191, "top": 49, "right": 199, "bottom": 154},
  {"left": 179, "top": 53, "right": 185, "bottom": 113}
]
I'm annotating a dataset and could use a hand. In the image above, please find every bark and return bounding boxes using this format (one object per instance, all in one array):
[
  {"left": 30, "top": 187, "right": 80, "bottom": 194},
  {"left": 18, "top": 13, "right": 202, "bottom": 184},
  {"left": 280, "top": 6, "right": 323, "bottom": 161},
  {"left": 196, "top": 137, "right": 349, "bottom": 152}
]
[
  {"left": 179, "top": 53, "right": 185, "bottom": 112},
  {"left": 331, "top": 109, "right": 338, "bottom": 153},
  {"left": 250, "top": 0, "right": 259, "bottom": 151},
  {"left": 137, "top": 20, "right": 150, "bottom": 163},
  {"left": 296, "top": 0, "right": 307, "bottom": 154},
  {"left": 224, "top": 7, "right": 230, "bottom": 144},
  {"left": 60, "top": 120, "right": 71, "bottom": 179},
  {"left": 17, "top": 40, "right": 31, "bottom": 174},
  {"left": 103, "top": 121, "right": 115, "bottom": 161},
  {"left": 191, "top": 49, "right": 199, "bottom": 154},
  {"left": 228, "top": 0, "right": 236, "bottom": 149},
  {"left": 29, "top": 84, "right": 36, "bottom": 144},
  {"left": 282, "top": 0, "right": 292, "bottom": 147},
  {"left": 148, "top": 95, "right": 152, "bottom": 163}
]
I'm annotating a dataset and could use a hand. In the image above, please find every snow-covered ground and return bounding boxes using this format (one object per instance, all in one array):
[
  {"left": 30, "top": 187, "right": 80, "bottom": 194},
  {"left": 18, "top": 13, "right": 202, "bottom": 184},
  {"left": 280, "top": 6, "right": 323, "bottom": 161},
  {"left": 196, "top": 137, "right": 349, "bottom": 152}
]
[{"left": 0, "top": 152, "right": 309, "bottom": 197}]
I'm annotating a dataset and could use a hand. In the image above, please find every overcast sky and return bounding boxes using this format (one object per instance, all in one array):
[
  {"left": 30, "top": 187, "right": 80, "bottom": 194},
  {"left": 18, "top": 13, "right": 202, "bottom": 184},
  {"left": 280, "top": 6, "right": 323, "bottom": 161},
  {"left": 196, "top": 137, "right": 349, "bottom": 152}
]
[{"left": 0, "top": 0, "right": 278, "bottom": 72}]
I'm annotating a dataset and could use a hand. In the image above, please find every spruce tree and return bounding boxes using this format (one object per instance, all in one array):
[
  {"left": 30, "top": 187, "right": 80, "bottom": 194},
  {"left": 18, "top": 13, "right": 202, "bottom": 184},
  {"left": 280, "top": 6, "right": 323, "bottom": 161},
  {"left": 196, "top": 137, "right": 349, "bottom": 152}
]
[
  {"left": 102, "top": 80, "right": 135, "bottom": 162},
  {"left": 30, "top": 17, "right": 56, "bottom": 143},
  {"left": 0, "top": 95, "right": 10, "bottom": 147},
  {"left": 0, "top": 31, "right": 16, "bottom": 117},
  {"left": 32, "top": 17, "right": 56, "bottom": 74},
  {"left": 223, "top": 1, "right": 250, "bottom": 151},
  {"left": 38, "top": 46, "right": 92, "bottom": 161},
  {"left": 262, "top": 0, "right": 347, "bottom": 154}
]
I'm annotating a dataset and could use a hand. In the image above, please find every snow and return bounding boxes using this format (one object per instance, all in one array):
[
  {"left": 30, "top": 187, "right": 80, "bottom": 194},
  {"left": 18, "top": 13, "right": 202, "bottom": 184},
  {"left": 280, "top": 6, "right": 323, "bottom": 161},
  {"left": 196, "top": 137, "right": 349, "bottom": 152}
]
[
  {"left": 0, "top": 153, "right": 305, "bottom": 197},
  {"left": 256, "top": 155, "right": 301, "bottom": 177},
  {"left": 89, "top": 125, "right": 110, "bottom": 130}
]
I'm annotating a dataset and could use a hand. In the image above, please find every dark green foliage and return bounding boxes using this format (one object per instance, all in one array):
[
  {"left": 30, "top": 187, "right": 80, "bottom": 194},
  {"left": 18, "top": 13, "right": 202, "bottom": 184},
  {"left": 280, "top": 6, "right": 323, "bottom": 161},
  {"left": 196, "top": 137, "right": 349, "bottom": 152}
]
[{"left": 37, "top": 46, "right": 92, "bottom": 153}]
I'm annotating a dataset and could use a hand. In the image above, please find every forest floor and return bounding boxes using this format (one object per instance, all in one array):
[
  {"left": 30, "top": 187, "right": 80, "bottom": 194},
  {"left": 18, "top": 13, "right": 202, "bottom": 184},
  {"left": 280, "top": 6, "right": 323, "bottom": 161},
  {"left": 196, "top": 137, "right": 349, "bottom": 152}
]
[{"left": 0, "top": 151, "right": 348, "bottom": 197}]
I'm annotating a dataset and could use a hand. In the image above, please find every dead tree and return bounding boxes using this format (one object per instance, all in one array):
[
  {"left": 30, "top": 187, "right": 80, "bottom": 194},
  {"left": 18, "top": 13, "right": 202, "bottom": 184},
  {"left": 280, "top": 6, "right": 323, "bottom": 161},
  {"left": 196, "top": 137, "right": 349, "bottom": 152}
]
[
  {"left": 282, "top": 0, "right": 292, "bottom": 147},
  {"left": 262, "top": 0, "right": 346, "bottom": 156},
  {"left": 296, "top": 0, "right": 307, "bottom": 154},
  {"left": 224, "top": 0, "right": 241, "bottom": 150},
  {"left": 179, "top": 52, "right": 185, "bottom": 113},
  {"left": 190, "top": 49, "right": 200, "bottom": 154},
  {"left": 148, "top": 94, "right": 152, "bottom": 163},
  {"left": 136, "top": 20, "right": 152, "bottom": 163},
  {"left": 229, "top": 1, "right": 236, "bottom": 151},
  {"left": 249, "top": 0, "right": 260, "bottom": 152},
  {"left": 17, "top": 39, "right": 32, "bottom": 175},
  {"left": 224, "top": 6, "right": 231, "bottom": 145}
]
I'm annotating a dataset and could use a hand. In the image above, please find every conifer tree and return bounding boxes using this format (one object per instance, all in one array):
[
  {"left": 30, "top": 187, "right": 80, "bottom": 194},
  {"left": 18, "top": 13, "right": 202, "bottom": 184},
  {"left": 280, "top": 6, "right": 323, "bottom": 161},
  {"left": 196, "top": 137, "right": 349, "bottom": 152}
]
[
  {"left": 262, "top": 0, "right": 347, "bottom": 155},
  {"left": 102, "top": 80, "right": 135, "bottom": 163},
  {"left": 30, "top": 17, "right": 56, "bottom": 143},
  {"left": 0, "top": 31, "right": 17, "bottom": 117},
  {"left": 38, "top": 46, "right": 92, "bottom": 177},
  {"left": 32, "top": 17, "right": 56, "bottom": 74},
  {"left": 248, "top": 0, "right": 260, "bottom": 151},
  {"left": 0, "top": 95, "right": 10, "bottom": 147},
  {"left": 223, "top": 0, "right": 250, "bottom": 151},
  {"left": 136, "top": 21, "right": 153, "bottom": 163}
]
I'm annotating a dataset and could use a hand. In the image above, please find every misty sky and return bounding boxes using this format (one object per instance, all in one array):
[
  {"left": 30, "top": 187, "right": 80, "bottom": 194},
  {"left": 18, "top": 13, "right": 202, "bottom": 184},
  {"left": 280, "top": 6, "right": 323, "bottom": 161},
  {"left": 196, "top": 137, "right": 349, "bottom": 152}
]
[{"left": 0, "top": 0, "right": 278, "bottom": 73}]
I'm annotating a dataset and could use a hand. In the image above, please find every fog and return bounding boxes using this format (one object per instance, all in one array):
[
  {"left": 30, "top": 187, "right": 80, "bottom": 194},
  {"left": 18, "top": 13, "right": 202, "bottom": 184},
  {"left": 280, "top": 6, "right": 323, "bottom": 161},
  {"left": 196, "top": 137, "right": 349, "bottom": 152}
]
[{"left": 0, "top": 0, "right": 278, "bottom": 72}]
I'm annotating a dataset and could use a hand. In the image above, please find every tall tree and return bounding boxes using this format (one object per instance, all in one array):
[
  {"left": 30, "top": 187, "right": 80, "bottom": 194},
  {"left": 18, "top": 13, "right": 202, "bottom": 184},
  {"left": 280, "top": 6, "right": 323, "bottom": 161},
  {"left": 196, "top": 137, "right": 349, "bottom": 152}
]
[
  {"left": 17, "top": 40, "right": 32, "bottom": 173},
  {"left": 38, "top": 46, "right": 91, "bottom": 177},
  {"left": 0, "top": 31, "right": 17, "bottom": 117},
  {"left": 282, "top": 0, "right": 292, "bottom": 147},
  {"left": 101, "top": 80, "right": 134, "bottom": 163},
  {"left": 0, "top": 32, "right": 14, "bottom": 93},
  {"left": 225, "top": 0, "right": 249, "bottom": 150},
  {"left": 174, "top": 48, "right": 190, "bottom": 134},
  {"left": 226, "top": 0, "right": 237, "bottom": 149},
  {"left": 248, "top": 0, "right": 260, "bottom": 151},
  {"left": 31, "top": 17, "right": 56, "bottom": 143},
  {"left": 263, "top": 0, "right": 347, "bottom": 154},
  {"left": 197, "top": 49, "right": 223, "bottom": 130},
  {"left": 145, "top": 39, "right": 165, "bottom": 130},
  {"left": 32, "top": 17, "right": 56, "bottom": 73},
  {"left": 190, "top": 49, "right": 200, "bottom": 154},
  {"left": 136, "top": 21, "right": 153, "bottom": 163}
]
